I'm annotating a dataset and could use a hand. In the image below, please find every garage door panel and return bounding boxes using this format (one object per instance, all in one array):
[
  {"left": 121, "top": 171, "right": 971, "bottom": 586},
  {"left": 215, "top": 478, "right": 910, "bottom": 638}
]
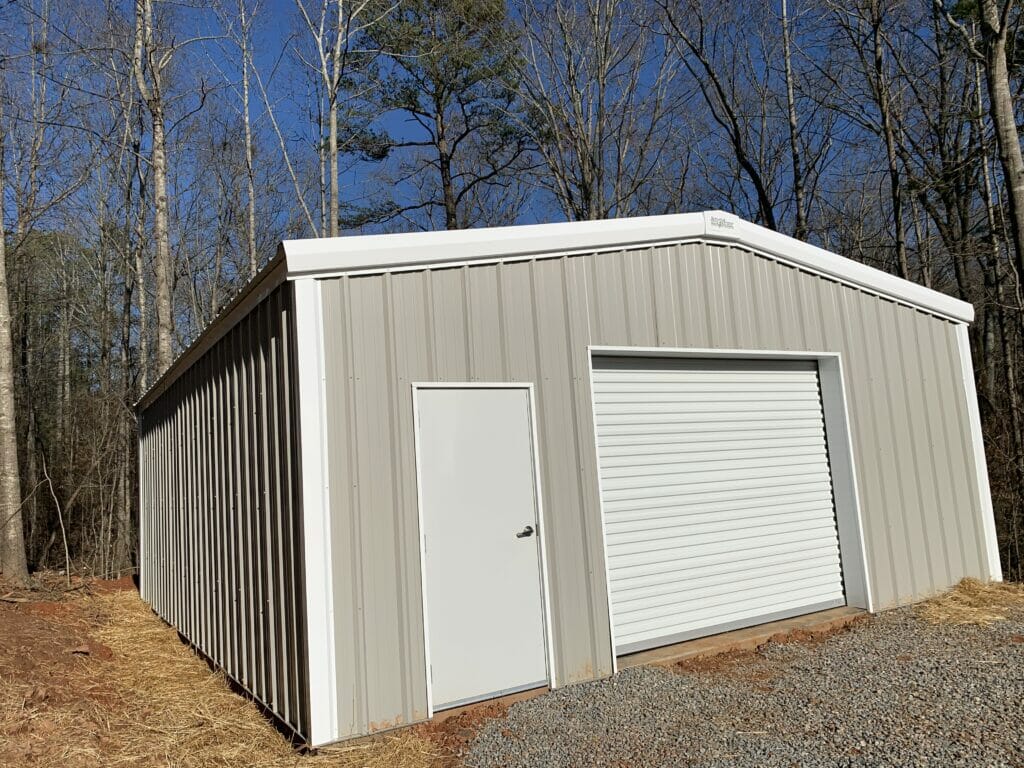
[
  {"left": 600, "top": 443, "right": 830, "bottom": 465},
  {"left": 600, "top": 454, "right": 832, "bottom": 481},
  {"left": 606, "top": 527, "right": 842, "bottom": 570},
  {"left": 611, "top": 559, "right": 843, "bottom": 601},
  {"left": 614, "top": 589, "right": 845, "bottom": 648},
  {"left": 606, "top": 507, "right": 841, "bottom": 544},
  {"left": 598, "top": 427, "right": 827, "bottom": 448},
  {"left": 602, "top": 471, "right": 834, "bottom": 502},
  {"left": 593, "top": 357, "right": 846, "bottom": 654},
  {"left": 596, "top": 410, "right": 825, "bottom": 426},
  {"left": 614, "top": 571, "right": 845, "bottom": 619},
  {"left": 593, "top": 366, "right": 817, "bottom": 381},
  {"left": 604, "top": 494, "right": 836, "bottom": 529},
  {"left": 609, "top": 547, "right": 843, "bottom": 589},
  {"left": 595, "top": 391, "right": 821, "bottom": 407},
  {"left": 596, "top": 400, "right": 824, "bottom": 415},
  {"left": 594, "top": 379, "right": 821, "bottom": 393},
  {"left": 602, "top": 479, "right": 836, "bottom": 513},
  {"left": 596, "top": 419, "right": 826, "bottom": 438}
]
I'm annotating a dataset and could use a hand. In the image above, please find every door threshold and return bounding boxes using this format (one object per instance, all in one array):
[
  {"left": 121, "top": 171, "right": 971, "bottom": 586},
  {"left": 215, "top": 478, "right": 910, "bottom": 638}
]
[{"left": 429, "top": 684, "right": 550, "bottom": 724}]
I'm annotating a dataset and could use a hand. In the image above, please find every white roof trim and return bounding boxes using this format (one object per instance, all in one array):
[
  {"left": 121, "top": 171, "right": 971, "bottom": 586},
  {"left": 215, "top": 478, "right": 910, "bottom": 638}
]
[{"left": 280, "top": 210, "right": 974, "bottom": 323}]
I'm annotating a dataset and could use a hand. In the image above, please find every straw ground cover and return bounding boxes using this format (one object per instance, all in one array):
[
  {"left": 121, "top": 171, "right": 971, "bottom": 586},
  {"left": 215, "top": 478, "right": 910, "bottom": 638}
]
[
  {"left": 0, "top": 583, "right": 442, "bottom": 767},
  {"left": 915, "top": 577, "right": 1024, "bottom": 625},
  {"left": 2, "top": 576, "right": 1020, "bottom": 767}
]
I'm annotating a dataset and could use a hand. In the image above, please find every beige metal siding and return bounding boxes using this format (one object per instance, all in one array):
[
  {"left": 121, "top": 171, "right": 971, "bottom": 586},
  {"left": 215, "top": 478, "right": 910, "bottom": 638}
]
[
  {"left": 319, "top": 241, "right": 991, "bottom": 734},
  {"left": 138, "top": 283, "right": 309, "bottom": 740}
]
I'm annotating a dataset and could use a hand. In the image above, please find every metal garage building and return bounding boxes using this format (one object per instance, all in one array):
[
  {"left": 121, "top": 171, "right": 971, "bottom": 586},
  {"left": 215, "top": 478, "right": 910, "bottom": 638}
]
[{"left": 137, "top": 210, "right": 1001, "bottom": 747}]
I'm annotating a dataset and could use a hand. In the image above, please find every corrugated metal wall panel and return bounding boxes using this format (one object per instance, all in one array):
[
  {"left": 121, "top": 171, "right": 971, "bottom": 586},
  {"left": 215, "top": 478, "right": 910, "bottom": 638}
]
[
  {"left": 138, "top": 283, "right": 310, "bottom": 741},
  {"left": 318, "top": 240, "right": 991, "bottom": 737}
]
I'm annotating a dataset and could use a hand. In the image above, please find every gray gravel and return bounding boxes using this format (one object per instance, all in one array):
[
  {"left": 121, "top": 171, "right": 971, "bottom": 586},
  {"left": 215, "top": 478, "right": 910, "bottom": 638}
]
[{"left": 466, "top": 608, "right": 1024, "bottom": 767}]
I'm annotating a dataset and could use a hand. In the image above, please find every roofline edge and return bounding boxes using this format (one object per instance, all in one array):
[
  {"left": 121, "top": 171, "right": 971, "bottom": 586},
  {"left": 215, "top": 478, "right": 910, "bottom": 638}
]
[{"left": 280, "top": 210, "right": 974, "bottom": 324}]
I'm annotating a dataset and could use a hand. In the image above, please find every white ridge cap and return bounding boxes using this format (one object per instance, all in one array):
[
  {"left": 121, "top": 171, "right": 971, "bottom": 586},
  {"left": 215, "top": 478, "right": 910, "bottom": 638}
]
[
  {"left": 280, "top": 210, "right": 974, "bottom": 323},
  {"left": 282, "top": 212, "right": 706, "bottom": 276}
]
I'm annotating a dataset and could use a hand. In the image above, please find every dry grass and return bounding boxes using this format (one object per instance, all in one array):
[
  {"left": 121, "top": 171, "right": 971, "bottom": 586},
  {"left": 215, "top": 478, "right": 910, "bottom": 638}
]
[
  {"left": 1, "top": 590, "right": 442, "bottom": 768},
  {"left": 916, "top": 578, "right": 1024, "bottom": 626}
]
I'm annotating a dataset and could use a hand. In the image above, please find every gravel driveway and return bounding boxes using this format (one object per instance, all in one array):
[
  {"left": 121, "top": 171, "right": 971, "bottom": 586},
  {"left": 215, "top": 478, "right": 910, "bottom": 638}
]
[{"left": 466, "top": 607, "right": 1024, "bottom": 767}]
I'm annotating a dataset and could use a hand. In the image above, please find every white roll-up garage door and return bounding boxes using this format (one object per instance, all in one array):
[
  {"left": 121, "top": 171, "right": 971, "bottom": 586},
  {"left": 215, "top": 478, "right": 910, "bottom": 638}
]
[{"left": 592, "top": 356, "right": 846, "bottom": 654}]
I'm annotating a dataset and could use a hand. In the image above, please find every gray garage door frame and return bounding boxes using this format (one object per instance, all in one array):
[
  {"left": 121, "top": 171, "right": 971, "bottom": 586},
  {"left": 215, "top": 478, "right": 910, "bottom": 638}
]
[{"left": 587, "top": 346, "right": 872, "bottom": 669}]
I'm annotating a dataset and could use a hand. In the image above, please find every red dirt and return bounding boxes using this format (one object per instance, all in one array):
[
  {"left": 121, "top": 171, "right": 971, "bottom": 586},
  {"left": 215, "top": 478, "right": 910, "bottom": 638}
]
[
  {"left": 0, "top": 593, "right": 119, "bottom": 767},
  {"left": 413, "top": 700, "right": 514, "bottom": 765},
  {"left": 87, "top": 575, "right": 135, "bottom": 595},
  {"left": 675, "top": 614, "right": 865, "bottom": 678}
]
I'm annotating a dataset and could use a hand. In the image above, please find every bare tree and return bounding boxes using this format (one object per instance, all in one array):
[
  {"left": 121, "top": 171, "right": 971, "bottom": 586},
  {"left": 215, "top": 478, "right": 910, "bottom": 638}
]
[
  {"left": 827, "top": 0, "right": 910, "bottom": 278},
  {"left": 293, "top": 0, "right": 377, "bottom": 237},
  {"left": 936, "top": 0, "right": 1024, "bottom": 281},
  {"left": 0, "top": 103, "right": 29, "bottom": 586},
  {"left": 516, "top": 0, "right": 683, "bottom": 221},
  {"left": 237, "top": 0, "right": 258, "bottom": 275},
  {"left": 781, "top": 0, "right": 808, "bottom": 239},
  {"left": 132, "top": 0, "right": 175, "bottom": 372},
  {"left": 660, "top": 0, "right": 783, "bottom": 229}
]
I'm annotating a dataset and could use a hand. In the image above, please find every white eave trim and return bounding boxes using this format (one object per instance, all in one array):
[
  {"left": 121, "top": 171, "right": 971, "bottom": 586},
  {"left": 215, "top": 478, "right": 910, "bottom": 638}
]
[{"left": 280, "top": 210, "right": 974, "bottom": 324}]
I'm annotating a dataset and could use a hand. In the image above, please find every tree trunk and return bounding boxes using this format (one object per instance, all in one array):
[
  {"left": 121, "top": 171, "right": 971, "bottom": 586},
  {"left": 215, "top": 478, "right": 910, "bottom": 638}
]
[
  {"left": 133, "top": 129, "right": 149, "bottom": 392},
  {"left": 328, "top": 94, "right": 339, "bottom": 237},
  {"left": 981, "top": 0, "right": 1024, "bottom": 281},
  {"left": 240, "top": 0, "right": 258, "bottom": 275},
  {"left": 0, "top": 128, "right": 28, "bottom": 585},
  {"left": 134, "top": 0, "right": 173, "bottom": 373},
  {"left": 436, "top": 106, "right": 458, "bottom": 229},
  {"left": 781, "top": 0, "right": 807, "bottom": 239},
  {"left": 870, "top": 3, "right": 909, "bottom": 278},
  {"left": 151, "top": 104, "right": 173, "bottom": 372}
]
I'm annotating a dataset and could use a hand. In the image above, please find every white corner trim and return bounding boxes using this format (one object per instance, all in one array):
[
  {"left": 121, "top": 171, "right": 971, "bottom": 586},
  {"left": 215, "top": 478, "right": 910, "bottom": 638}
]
[
  {"left": 138, "top": 428, "right": 147, "bottom": 603},
  {"left": 954, "top": 324, "right": 1003, "bottom": 581},
  {"left": 293, "top": 278, "right": 339, "bottom": 745},
  {"left": 280, "top": 210, "right": 974, "bottom": 323}
]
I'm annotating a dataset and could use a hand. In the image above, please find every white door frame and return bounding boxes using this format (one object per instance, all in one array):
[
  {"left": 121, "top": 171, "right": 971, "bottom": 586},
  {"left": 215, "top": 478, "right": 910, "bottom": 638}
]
[
  {"left": 411, "top": 382, "right": 557, "bottom": 717},
  {"left": 586, "top": 345, "right": 873, "bottom": 672}
]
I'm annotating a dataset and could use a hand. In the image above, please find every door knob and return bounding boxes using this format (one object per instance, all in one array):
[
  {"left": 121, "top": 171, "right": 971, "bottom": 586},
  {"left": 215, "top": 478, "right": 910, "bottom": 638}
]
[{"left": 516, "top": 525, "right": 534, "bottom": 538}]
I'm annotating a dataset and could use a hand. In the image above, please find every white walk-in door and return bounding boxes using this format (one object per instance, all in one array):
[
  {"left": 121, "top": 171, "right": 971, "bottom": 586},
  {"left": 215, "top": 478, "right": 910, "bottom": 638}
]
[
  {"left": 415, "top": 387, "right": 549, "bottom": 709},
  {"left": 592, "top": 357, "right": 846, "bottom": 654}
]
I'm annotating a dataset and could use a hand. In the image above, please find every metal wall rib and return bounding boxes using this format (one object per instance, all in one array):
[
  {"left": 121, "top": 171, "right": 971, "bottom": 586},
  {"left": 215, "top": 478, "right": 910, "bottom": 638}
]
[
  {"left": 138, "top": 282, "right": 310, "bottom": 741},
  {"left": 318, "top": 241, "right": 990, "bottom": 738}
]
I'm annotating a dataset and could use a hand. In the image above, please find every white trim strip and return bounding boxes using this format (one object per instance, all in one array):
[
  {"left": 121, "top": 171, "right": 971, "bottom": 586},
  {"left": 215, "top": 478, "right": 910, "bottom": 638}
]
[
  {"left": 818, "top": 355, "right": 874, "bottom": 611},
  {"left": 281, "top": 211, "right": 973, "bottom": 323},
  {"left": 585, "top": 356, "right": 619, "bottom": 674},
  {"left": 293, "top": 278, "right": 339, "bottom": 745},
  {"left": 409, "top": 387, "right": 434, "bottom": 718},
  {"left": 954, "top": 324, "right": 1002, "bottom": 581},
  {"left": 524, "top": 383, "right": 559, "bottom": 689}
]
